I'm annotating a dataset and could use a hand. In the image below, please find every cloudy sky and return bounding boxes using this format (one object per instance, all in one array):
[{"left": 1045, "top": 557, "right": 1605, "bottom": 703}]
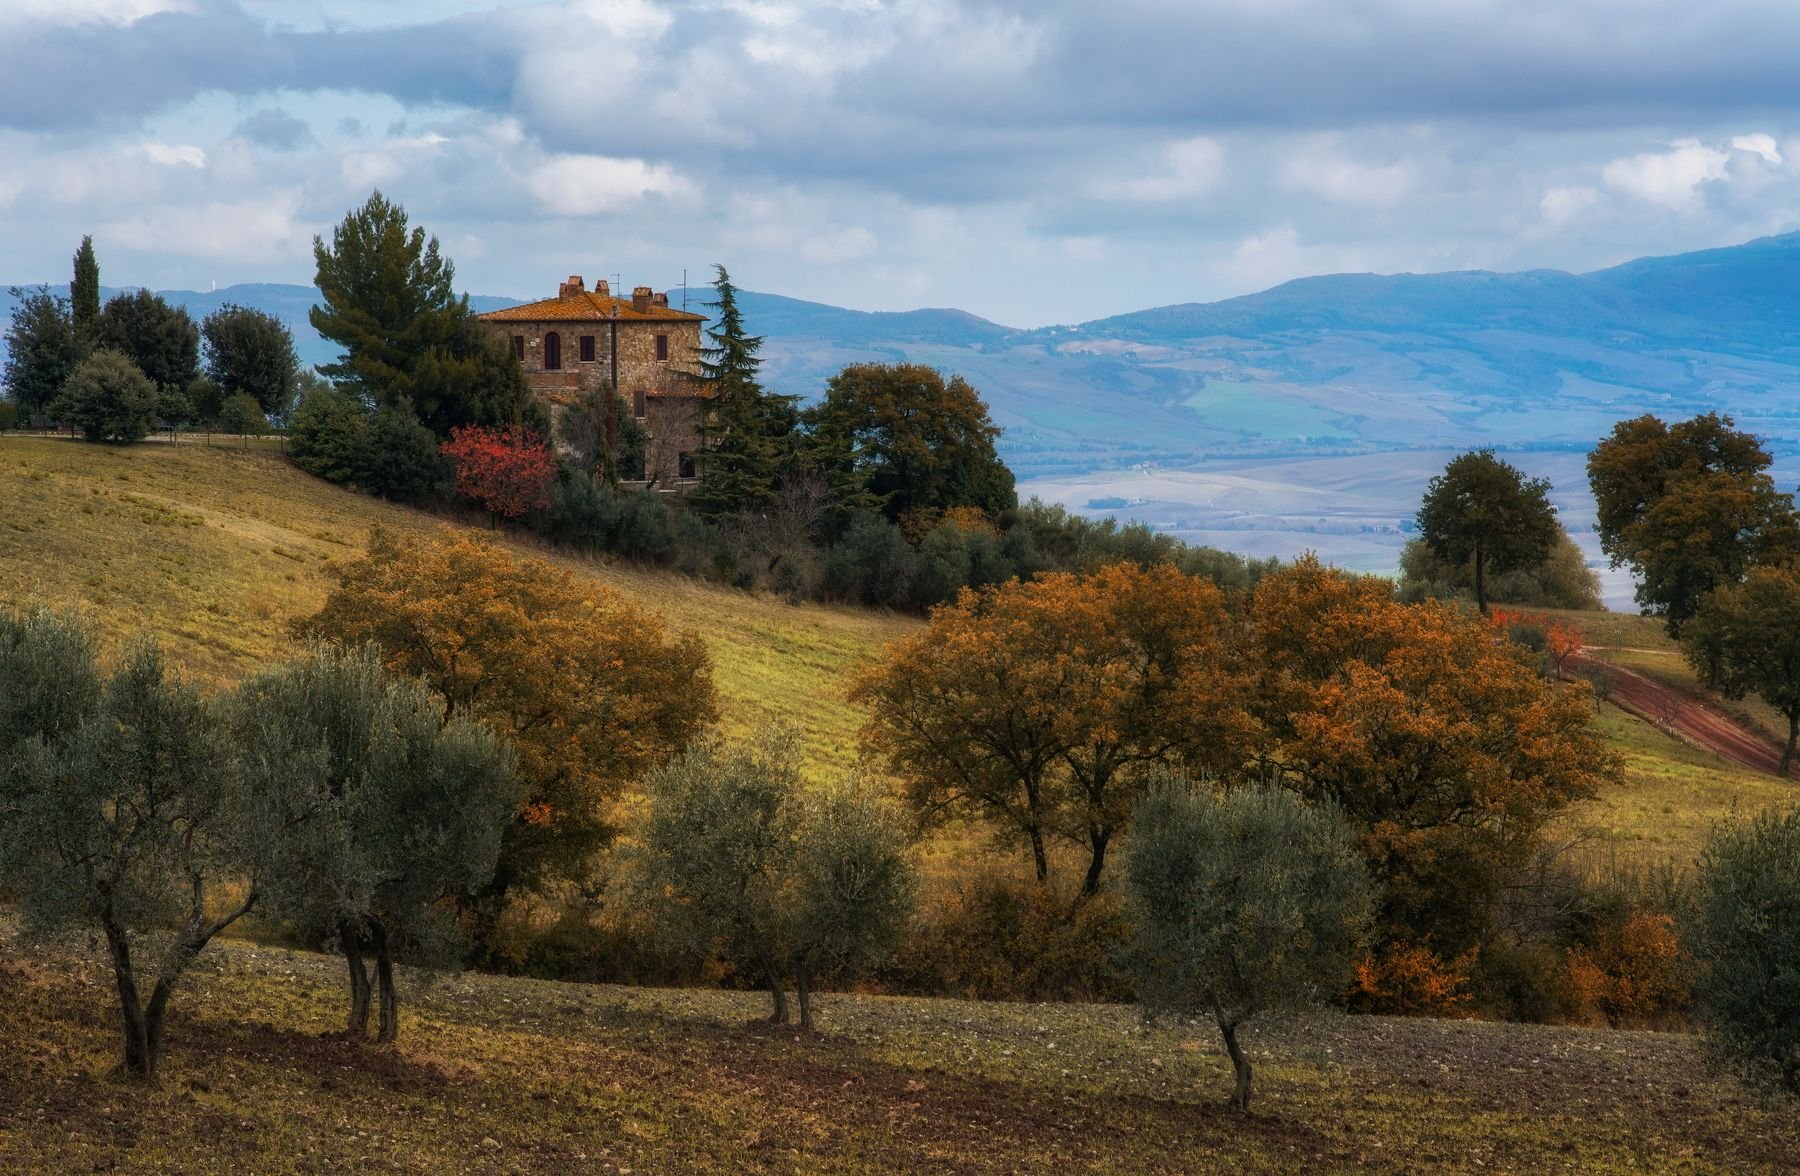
[{"left": 2, "top": 0, "right": 1798, "bottom": 326}]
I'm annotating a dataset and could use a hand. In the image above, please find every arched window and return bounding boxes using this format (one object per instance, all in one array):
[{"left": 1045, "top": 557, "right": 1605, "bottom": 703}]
[{"left": 543, "top": 331, "right": 562, "bottom": 370}]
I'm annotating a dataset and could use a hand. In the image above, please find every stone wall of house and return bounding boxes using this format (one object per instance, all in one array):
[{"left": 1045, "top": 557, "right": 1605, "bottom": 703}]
[{"left": 501, "top": 317, "right": 704, "bottom": 407}]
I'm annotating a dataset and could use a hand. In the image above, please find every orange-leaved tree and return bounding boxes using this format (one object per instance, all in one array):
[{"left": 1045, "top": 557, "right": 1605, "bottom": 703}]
[
  {"left": 1248, "top": 556, "right": 1620, "bottom": 984},
  {"left": 295, "top": 527, "right": 717, "bottom": 916},
  {"left": 854, "top": 561, "right": 1259, "bottom": 893},
  {"left": 441, "top": 424, "right": 556, "bottom": 524}
]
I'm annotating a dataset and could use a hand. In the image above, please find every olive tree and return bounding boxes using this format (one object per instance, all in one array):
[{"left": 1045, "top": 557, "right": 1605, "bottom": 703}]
[
  {"left": 233, "top": 644, "right": 518, "bottom": 1042},
  {"left": 0, "top": 609, "right": 257, "bottom": 1079},
  {"left": 635, "top": 730, "right": 915, "bottom": 1030},
  {"left": 52, "top": 349, "right": 158, "bottom": 442},
  {"left": 1682, "top": 807, "right": 1800, "bottom": 1097},
  {"left": 1123, "top": 779, "right": 1375, "bottom": 1111}
]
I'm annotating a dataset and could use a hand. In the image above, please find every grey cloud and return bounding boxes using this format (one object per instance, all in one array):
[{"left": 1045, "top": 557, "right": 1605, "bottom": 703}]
[{"left": 233, "top": 108, "right": 313, "bottom": 150}]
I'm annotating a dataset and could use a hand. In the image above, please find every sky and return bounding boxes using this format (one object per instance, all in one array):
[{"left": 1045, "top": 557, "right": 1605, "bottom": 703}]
[{"left": 2, "top": 0, "right": 1799, "bottom": 327}]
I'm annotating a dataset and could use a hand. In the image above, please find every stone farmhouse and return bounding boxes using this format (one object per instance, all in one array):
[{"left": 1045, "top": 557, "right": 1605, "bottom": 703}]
[{"left": 478, "top": 276, "right": 708, "bottom": 484}]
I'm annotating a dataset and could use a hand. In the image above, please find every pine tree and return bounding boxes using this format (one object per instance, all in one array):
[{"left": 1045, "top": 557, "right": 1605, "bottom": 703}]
[
  {"left": 71, "top": 236, "right": 100, "bottom": 340},
  {"left": 692, "top": 264, "right": 792, "bottom": 516}
]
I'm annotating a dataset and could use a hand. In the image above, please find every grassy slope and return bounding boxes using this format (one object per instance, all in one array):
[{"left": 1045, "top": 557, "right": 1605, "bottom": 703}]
[
  {"left": 0, "top": 437, "right": 916, "bottom": 777},
  {"left": 4, "top": 934, "right": 1796, "bottom": 1175}
]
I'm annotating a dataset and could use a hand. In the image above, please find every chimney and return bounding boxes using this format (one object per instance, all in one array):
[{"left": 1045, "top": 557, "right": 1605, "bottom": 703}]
[
  {"left": 594, "top": 278, "right": 610, "bottom": 298},
  {"left": 558, "top": 274, "right": 586, "bottom": 299},
  {"left": 631, "top": 286, "right": 653, "bottom": 312},
  {"left": 653, "top": 292, "right": 668, "bottom": 308}
]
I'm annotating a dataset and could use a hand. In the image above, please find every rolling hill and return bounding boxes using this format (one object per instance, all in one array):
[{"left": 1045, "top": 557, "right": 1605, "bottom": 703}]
[{"left": 7, "top": 232, "right": 1800, "bottom": 591}]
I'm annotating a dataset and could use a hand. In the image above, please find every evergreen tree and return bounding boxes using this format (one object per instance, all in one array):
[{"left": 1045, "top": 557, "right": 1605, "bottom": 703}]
[
  {"left": 96, "top": 289, "right": 200, "bottom": 393},
  {"left": 1415, "top": 449, "right": 1559, "bottom": 615},
  {"left": 202, "top": 303, "right": 300, "bottom": 418},
  {"left": 70, "top": 236, "right": 100, "bottom": 340},
  {"left": 2, "top": 287, "right": 82, "bottom": 414},
  {"left": 51, "top": 349, "right": 158, "bottom": 442},
  {"left": 692, "top": 264, "right": 792, "bottom": 516},
  {"left": 310, "top": 190, "right": 531, "bottom": 436}
]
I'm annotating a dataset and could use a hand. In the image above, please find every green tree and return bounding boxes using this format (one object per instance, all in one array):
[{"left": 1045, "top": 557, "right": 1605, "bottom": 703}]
[
  {"left": 96, "top": 289, "right": 200, "bottom": 394},
  {"left": 3, "top": 286, "right": 83, "bottom": 414},
  {"left": 361, "top": 400, "right": 444, "bottom": 501},
  {"left": 1682, "top": 565, "right": 1800, "bottom": 774},
  {"left": 1587, "top": 413, "right": 1800, "bottom": 630},
  {"left": 71, "top": 236, "right": 100, "bottom": 339},
  {"left": 202, "top": 303, "right": 300, "bottom": 418},
  {"left": 311, "top": 191, "right": 532, "bottom": 436},
  {"left": 802, "top": 362, "right": 1015, "bottom": 526},
  {"left": 636, "top": 729, "right": 803, "bottom": 1023},
  {"left": 289, "top": 383, "right": 374, "bottom": 485},
  {"left": 558, "top": 384, "right": 647, "bottom": 484},
  {"left": 51, "top": 349, "right": 158, "bottom": 442},
  {"left": 1123, "top": 779, "right": 1374, "bottom": 1111},
  {"left": 215, "top": 390, "right": 268, "bottom": 436},
  {"left": 1414, "top": 450, "right": 1559, "bottom": 615},
  {"left": 0, "top": 610, "right": 257, "bottom": 1079},
  {"left": 692, "top": 264, "right": 793, "bottom": 517},
  {"left": 1682, "top": 806, "right": 1800, "bottom": 1096},
  {"left": 234, "top": 645, "right": 518, "bottom": 1042}
]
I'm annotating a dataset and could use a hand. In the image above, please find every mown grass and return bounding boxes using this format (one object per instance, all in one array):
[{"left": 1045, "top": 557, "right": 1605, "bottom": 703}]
[
  {"left": 0, "top": 436, "right": 916, "bottom": 777},
  {"left": 3, "top": 932, "right": 1797, "bottom": 1174}
]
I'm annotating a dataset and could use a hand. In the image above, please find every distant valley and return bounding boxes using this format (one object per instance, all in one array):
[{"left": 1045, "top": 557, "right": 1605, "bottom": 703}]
[{"left": 10, "top": 233, "right": 1800, "bottom": 606}]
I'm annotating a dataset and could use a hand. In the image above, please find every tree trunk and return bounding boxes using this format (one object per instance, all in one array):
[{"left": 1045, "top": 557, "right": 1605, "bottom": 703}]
[
  {"left": 370, "top": 921, "right": 399, "bottom": 1044},
  {"left": 1027, "top": 824, "right": 1049, "bottom": 885},
  {"left": 1214, "top": 1008, "right": 1252, "bottom": 1112},
  {"left": 794, "top": 960, "right": 813, "bottom": 1032},
  {"left": 103, "top": 920, "right": 155, "bottom": 1080},
  {"left": 1473, "top": 545, "right": 1488, "bottom": 616},
  {"left": 341, "top": 923, "right": 372, "bottom": 1039},
  {"left": 761, "top": 949, "right": 789, "bottom": 1025},
  {"left": 1081, "top": 825, "right": 1110, "bottom": 897}
]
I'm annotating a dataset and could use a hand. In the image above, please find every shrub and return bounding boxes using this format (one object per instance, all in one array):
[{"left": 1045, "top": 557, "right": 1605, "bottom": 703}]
[
  {"left": 1563, "top": 911, "right": 1688, "bottom": 1029},
  {"left": 1682, "top": 807, "right": 1800, "bottom": 1096},
  {"left": 1125, "top": 780, "right": 1375, "bottom": 1111},
  {"left": 51, "top": 349, "right": 158, "bottom": 442},
  {"left": 289, "top": 384, "right": 373, "bottom": 484},
  {"left": 360, "top": 401, "right": 443, "bottom": 501},
  {"left": 441, "top": 424, "right": 556, "bottom": 523},
  {"left": 215, "top": 390, "right": 269, "bottom": 436},
  {"left": 1352, "top": 942, "right": 1477, "bottom": 1017}
]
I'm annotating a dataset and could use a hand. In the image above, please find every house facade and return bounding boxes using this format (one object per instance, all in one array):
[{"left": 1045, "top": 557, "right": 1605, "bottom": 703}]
[{"left": 478, "top": 276, "right": 708, "bottom": 483}]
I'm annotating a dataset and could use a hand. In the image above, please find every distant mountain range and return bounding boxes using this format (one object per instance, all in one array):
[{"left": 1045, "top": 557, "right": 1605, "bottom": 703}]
[{"left": 8, "top": 233, "right": 1799, "bottom": 600}]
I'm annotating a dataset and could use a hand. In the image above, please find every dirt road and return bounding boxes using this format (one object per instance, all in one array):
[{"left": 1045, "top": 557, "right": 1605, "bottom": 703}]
[{"left": 1568, "top": 650, "right": 1787, "bottom": 776}]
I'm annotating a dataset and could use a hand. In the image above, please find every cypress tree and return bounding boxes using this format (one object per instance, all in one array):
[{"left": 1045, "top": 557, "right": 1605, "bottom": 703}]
[
  {"left": 692, "top": 264, "right": 792, "bottom": 516},
  {"left": 71, "top": 236, "right": 100, "bottom": 340}
]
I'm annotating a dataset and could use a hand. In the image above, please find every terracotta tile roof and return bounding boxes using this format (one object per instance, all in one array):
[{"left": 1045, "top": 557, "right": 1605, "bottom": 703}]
[{"left": 479, "top": 292, "right": 706, "bottom": 323}]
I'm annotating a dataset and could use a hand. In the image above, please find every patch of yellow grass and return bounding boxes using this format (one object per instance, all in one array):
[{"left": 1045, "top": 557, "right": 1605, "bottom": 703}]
[{"left": 0, "top": 437, "right": 916, "bottom": 776}]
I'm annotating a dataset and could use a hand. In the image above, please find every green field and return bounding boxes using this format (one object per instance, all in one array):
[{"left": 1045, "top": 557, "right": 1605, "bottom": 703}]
[
  {"left": 0, "top": 436, "right": 916, "bottom": 777},
  {"left": 3, "top": 929, "right": 1796, "bottom": 1174}
]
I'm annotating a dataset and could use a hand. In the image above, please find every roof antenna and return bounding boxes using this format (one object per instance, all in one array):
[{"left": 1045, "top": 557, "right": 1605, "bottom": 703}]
[{"left": 682, "top": 268, "right": 687, "bottom": 311}]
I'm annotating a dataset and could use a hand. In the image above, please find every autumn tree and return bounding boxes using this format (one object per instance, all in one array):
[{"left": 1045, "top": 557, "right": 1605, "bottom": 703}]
[
  {"left": 441, "top": 424, "right": 557, "bottom": 523},
  {"left": 1248, "top": 556, "right": 1619, "bottom": 970},
  {"left": 51, "top": 349, "right": 158, "bottom": 442},
  {"left": 295, "top": 528, "right": 716, "bottom": 925},
  {"left": 97, "top": 289, "right": 200, "bottom": 394},
  {"left": 803, "top": 363, "right": 1015, "bottom": 527},
  {"left": 1681, "top": 565, "right": 1800, "bottom": 774},
  {"left": 311, "top": 190, "right": 534, "bottom": 436},
  {"left": 1414, "top": 450, "right": 1558, "bottom": 615},
  {"left": 3, "top": 286, "right": 83, "bottom": 414},
  {"left": 0, "top": 610, "right": 258, "bottom": 1079},
  {"left": 201, "top": 303, "right": 300, "bottom": 418},
  {"left": 234, "top": 645, "right": 518, "bottom": 1041},
  {"left": 1125, "top": 779, "right": 1374, "bottom": 1111},
  {"left": 1683, "top": 806, "right": 1800, "bottom": 1097},
  {"left": 855, "top": 561, "right": 1257, "bottom": 893},
  {"left": 1588, "top": 413, "right": 1800, "bottom": 630}
]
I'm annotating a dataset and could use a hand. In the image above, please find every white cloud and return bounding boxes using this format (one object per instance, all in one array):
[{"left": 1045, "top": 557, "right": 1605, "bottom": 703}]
[
  {"left": 136, "top": 142, "right": 206, "bottom": 168},
  {"left": 1730, "top": 132, "right": 1782, "bottom": 166},
  {"left": 0, "top": 0, "right": 189, "bottom": 28},
  {"left": 1282, "top": 150, "right": 1414, "bottom": 206},
  {"left": 1103, "top": 136, "right": 1225, "bottom": 202},
  {"left": 527, "top": 154, "right": 697, "bottom": 216},
  {"left": 101, "top": 190, "right": 310, "bottom": 262},
  {"left": 567, "top": 0, "right": 672, "bottom": 39},
  {"left": 1602, "top": 138, "right": 1729, "bottom": 210},
  {"left": 1540, "top": 185, "right": 1600, "bottom": 225}
]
